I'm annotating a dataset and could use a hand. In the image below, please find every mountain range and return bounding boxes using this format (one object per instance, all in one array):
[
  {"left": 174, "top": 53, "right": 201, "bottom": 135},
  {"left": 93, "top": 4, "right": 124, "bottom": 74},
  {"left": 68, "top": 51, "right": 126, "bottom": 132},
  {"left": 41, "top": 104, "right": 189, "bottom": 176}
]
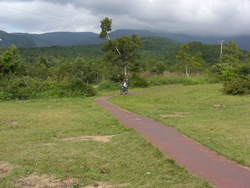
[{"left": 0, "top": 29, "right": 249, "bottom": 51}]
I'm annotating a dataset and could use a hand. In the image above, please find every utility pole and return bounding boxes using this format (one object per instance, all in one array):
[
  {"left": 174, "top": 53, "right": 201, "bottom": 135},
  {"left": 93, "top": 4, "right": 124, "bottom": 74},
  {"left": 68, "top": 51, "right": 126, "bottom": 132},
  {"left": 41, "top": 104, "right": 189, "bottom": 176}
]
[
  {"left": 0, "top": 38, "right": 7, "bottom": 49},
  {"left": 217, "top": 40, "right": 224, "bottom": 63}
]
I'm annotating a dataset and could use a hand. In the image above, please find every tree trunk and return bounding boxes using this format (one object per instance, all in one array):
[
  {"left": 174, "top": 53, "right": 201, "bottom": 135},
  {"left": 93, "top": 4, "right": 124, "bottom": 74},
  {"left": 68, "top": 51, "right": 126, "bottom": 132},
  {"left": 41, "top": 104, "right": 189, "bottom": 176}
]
[
  {"left": 107, "top": 34, "right": 121, "bottom": 56},
  {"left": 124, "top": 65, "right": 127, "bottom": 78},
  {"left": 185, "top": 66, "right": 190, "bottom": 78}
]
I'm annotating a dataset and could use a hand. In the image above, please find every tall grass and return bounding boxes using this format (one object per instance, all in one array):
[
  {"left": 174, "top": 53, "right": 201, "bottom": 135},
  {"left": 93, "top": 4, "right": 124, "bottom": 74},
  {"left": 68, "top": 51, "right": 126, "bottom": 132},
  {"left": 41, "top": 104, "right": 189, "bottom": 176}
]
[
  {"left": 146, "top": 73, "right": 219, "bottom": 86},
  {"left": 97, "top": 73, "right": 219, "bottom": 91}
]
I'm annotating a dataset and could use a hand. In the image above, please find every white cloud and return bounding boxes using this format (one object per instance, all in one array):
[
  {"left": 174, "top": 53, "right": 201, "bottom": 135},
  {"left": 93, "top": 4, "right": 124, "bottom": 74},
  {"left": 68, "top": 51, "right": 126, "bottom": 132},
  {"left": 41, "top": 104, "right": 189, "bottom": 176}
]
[{"left": 0, "top": 0, "right": 249, "bottom": 36}]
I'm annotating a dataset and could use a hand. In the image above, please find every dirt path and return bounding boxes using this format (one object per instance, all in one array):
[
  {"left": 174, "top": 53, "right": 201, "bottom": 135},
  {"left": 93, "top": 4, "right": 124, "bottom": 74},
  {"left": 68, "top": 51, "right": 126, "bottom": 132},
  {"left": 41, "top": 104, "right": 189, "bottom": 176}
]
[{"left": 95, "top": 85, "right": 250, "bottom": 188}]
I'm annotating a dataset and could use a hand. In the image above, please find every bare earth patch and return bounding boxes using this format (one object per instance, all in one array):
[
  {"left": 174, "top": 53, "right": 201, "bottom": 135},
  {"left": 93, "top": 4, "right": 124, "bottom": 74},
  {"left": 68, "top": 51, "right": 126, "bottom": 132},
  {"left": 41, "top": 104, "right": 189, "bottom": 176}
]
[
  {"left": 212, "top": 104, "right": 225, "bottom": 110},
  {"left": 84, "top": 182, "right": 129, "bottom": 188},
  {"left": 57, "top": 135, "right": 116, "bottom": 143},
  {"left": 0, "top": 162, "right": 13, "bottom": 178},
  {"left": 41, "top": 143, "right": 56, "bottom": 146},
  {"left": 2, "top": 120, "right": 27, "bottom": 129},
  {"left": 13, "top": 174, "right": 77, "bottom": 188},
  {"left": 213, "top": 104, "right": 221, "bottom": 107},
  {"left": 2, "top": 120, "right": 18, "bottom": 124},
  {"left": 160, "top": 112, "right": 190, "bottom": 118}
]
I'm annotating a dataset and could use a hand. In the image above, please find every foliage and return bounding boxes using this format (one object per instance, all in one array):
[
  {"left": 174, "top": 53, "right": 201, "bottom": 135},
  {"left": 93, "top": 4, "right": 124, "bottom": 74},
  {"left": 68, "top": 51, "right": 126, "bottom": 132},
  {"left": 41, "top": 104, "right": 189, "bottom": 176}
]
[
  {"left": 223, "top": 75, "right": 250, "bottom": 95},
  {"left": 190, "top": 51, "right": 206, "bottom": 73},
  {"left": 99, "top": 17, "right": 143, "bottom": 78},
  {"left": 55, "top": 58, "right": 97, "bottom": 84},
  {"left": 209, "top": 41, "right": 250, "bottom": 95},
  {"left": 97, "top": 80, "right": 119, "bottom": 91},
  {"left": 141, "top": 37, "right": 180, "bottom": 52},
  {"left": 102, "top": 34, "right": 143, "bottom": 77},
  {"left": 1, "top": 36, "right": 249, "bottom": 100},
  {"left": 129, "top": 74, "right": 149, "bottom": 88},
  {"left": 176, "top": 43, "right": 191, "bottom": 77},
  {"left": 146, "top": 74, "right": 218, "bottom": 86},
  {"left": 0, "top": 45, "right": 24, "bottom": 75},
  {"left": 176, "top": 43, "right": 207, "bottom": 77},
  {"left": 29, "top": 57, "right": 51, "bottom": 80},
  {"left": 166, "top": 41, "right": 220, "bottom": 67},
  {"left": 19, "top": 44, "right": 103, "bottom": 65},
  {"left": 0, "top": 76, "right": 96, "bottom": 100},
  {"left": 147, "top": 60, "right": 167, "bottom": 74},
  {"left": 0, "top": 45, "right": 97, "bottom": 100},
  {"left": 210, "top": 63, "right": 239, "bottom": 81},
  {"left": 222, "top": 41, "right": 243, "bottom": 66},
  {"left": 99, "top": 17, "right": 112, "bottom": 40}
]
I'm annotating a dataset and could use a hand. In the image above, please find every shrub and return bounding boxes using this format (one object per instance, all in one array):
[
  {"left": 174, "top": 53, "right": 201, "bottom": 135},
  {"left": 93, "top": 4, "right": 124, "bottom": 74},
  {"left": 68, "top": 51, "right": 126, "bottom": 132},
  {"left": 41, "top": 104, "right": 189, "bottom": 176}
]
[
  {"left": 58, "top": 77, "right": 97, "bottom": 97},
  {"left": 223, "top": 76, "right": 250, "bottom": 95},
  {"left": 0, "top": 92, "right": 13, "bottom": 100},
  {"left": 238, "top": 63, "right": 250, "bottom": 76},
  {"left": 0, "top": 77, "right": 35, "bottom": 100},
  {"left": 0, "top": 76, "right": 97, "bottom": 100},
  {"left": 129, "top": 75, "right": 149, "bottom": 88},
  {"left": 97, "top": 80, "right": 119, "bottom": 91}
]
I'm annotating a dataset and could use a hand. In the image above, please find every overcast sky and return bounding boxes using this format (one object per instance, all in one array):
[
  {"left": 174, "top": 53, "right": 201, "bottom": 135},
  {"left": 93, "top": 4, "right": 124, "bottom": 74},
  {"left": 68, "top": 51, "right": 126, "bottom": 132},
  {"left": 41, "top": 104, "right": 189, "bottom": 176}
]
[{"left": 0, "top": 0, "right": 249, "bottom": 37}]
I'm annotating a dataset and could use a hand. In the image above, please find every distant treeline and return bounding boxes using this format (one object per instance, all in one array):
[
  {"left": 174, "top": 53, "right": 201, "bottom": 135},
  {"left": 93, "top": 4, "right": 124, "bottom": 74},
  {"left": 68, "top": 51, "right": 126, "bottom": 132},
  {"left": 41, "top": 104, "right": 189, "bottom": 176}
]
[{"left": 0, "top": 37, "right": 249, "bottom": 100}]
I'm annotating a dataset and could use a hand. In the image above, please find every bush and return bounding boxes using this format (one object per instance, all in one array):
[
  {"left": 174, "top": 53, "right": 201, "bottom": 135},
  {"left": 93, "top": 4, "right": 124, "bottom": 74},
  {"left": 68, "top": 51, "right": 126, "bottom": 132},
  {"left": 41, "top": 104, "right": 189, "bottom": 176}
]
[
  {"left": 223, "top": 76, "right": 250, "bottom": 95},
  {"left": 0, "top": 77, "right": 35, "bottom": 100},
  {"left": 129, "top": 75, "right": 149, "bottom": 88},
  {"left": 238, "top": 63, "right": 250, "bottom": 76},
  {"left": 97, "top": 80, "right": 119, "bottom": 91},
  {"left": 0, "top": 76, "right": 97, "bottom": 100},
  {"left": 0, "top": 92, "right": 13, "bottom": 100},
  {"left": 59, "top": 77, "right": 97, "bottom": 97}
]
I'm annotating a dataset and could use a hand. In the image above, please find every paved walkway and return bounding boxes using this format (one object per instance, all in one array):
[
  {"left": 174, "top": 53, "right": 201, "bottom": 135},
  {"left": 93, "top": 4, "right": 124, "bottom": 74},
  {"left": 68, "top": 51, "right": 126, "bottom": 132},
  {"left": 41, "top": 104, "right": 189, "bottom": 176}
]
[{"left": 95, "top": 85, "right": 250, "bottom": 188}]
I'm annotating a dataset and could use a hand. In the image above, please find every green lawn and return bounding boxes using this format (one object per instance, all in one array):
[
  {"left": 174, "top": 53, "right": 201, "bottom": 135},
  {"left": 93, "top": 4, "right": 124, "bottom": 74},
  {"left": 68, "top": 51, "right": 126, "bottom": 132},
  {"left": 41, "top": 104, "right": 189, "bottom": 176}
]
[
  {"left": 109, "top": 84, "right": 250, "bottom": 167},
  {"left": 0, "top": 97, "right": 210, "bottom": 187}
]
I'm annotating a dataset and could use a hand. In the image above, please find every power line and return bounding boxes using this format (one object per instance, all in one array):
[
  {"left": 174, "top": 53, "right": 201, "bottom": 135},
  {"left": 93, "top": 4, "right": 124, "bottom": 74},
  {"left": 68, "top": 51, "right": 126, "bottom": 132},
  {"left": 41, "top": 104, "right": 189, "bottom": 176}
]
[
  {"left": 0, "top": 39, "right": 7, "bottom": 49},
  {"left": 1, "top": 1, "right": 159, "bottom": 33},
  {"left": 52, "top": 0, "right": 158, "bottom": 31},
  {"left": 0, "top": 4, "right": 85, "bottom": 29}
]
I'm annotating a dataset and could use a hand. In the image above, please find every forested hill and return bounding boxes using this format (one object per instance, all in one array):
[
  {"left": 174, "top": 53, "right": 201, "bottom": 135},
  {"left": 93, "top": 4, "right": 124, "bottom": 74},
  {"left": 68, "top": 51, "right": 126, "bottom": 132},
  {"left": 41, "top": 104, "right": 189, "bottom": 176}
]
[
  {"left": 0, "top": 30, "right": 36, "bottom": 48},
  {"left": 17, "top": 37, "right": 222, "bottom": 67},
  {"left": 16, "top": 32, "right": 102, "bottom": 47},
  {"left": 18, "top": 36, "right": 181, "bottom": 64},
  {"left": 1, "top": 29, "right": 250, "bottom": 51}
]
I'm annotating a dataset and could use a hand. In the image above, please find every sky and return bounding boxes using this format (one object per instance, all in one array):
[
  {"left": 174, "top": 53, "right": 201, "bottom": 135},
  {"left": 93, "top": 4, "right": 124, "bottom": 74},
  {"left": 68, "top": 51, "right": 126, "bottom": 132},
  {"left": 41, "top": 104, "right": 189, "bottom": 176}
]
[{"left": 0, "top": 0, "right": 249, "bottom": 37}]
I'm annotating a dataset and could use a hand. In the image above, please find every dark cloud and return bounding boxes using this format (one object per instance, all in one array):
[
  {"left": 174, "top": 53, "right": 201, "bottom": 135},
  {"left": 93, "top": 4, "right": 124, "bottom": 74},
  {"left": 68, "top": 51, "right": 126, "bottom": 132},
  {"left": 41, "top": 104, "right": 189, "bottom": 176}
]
[{"left": 0, "top": 0, "right": 249, "bottom": 36}]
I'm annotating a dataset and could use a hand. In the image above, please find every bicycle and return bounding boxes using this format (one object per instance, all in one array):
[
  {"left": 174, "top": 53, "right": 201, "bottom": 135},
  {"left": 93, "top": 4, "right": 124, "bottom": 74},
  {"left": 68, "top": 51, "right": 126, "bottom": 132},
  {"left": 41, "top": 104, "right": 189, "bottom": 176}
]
[{"left": 120, "top": 86, "right": 128, "bottom": 95}]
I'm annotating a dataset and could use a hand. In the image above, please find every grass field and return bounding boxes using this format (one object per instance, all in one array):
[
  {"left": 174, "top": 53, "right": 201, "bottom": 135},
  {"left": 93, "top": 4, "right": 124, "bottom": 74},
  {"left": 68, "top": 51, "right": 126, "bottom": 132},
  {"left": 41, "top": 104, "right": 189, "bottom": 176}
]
[
  {"left": 109, "top": 84, "right": 250, "bottom": 167},
  {"left": 0, "top": 96, "right": 210, "bottom": 187}
]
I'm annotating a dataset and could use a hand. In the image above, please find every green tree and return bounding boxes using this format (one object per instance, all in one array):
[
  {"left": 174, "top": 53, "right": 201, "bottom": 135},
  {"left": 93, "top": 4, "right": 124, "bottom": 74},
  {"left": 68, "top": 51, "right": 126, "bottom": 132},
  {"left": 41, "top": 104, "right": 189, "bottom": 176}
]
[
  {"left": 244, "top": 52, "right": 250, "bottom": 63},
  {"left": 56, "top": 58, "right": 97, "bottom": 84},
  {"left": 99, "top": 17, "right": 112, "bottom": 40},
  {"left": 190, "top": 51, "right": 206, "bottom": 74},
  {"left": 99, "top": 17, "right": 121, "bottom": 56},
  {"left": 176, "top": 43, "right": 191, "bottom": 77},
  {"left": 102, "top": 34, "right": 142, "bottom": 79},
  {"left": 99, "top": 17, "right": 143, "bottom": 79},
  {"left": 176, "top": 44, "right": 207, "bottom": 76},
  {"left": 222, "top": 41, "right": 243, "bottom": 66},
  {"left": 29, "top": 57, "right": 50, "bottom": 80},
  {"left": 148, "top": 60, "right": 166, "bottom": 74},
  {"left": 0, "top": 45, "right": 22, "bottom": 75}
]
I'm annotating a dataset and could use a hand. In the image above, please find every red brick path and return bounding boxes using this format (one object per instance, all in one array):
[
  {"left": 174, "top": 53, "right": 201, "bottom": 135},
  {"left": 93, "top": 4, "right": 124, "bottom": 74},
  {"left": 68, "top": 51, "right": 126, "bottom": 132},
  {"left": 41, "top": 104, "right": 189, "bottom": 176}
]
[{"left": 95, "top": 86, "right": 250, "bottom": 188}]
